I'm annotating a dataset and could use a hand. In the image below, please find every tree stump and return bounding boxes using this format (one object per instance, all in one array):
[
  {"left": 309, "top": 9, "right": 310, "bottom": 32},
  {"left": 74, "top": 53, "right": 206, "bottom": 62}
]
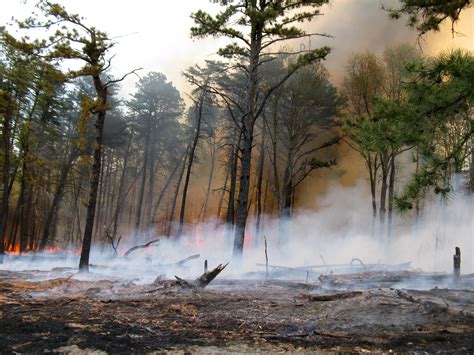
[{"left": 453, "top": 247, "right": 461, "bottom": 279}]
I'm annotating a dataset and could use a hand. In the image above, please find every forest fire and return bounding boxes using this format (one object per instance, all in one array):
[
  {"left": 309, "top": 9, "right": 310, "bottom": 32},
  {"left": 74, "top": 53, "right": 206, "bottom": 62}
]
[{"left": 1, "top": 0, "right": 473, "bottom": 352}]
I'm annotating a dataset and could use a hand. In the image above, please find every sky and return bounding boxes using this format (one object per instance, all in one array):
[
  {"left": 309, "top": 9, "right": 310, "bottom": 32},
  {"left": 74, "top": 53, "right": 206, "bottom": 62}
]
[{"left": 1, "top": 0, "right": 473, "bottom": 100}]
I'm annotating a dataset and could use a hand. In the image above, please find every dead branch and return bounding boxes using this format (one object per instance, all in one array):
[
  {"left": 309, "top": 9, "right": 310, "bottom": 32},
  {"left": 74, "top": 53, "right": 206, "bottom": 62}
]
[
  {"left": 104, "top": 229, "right": 121, "bottom": 256},
  {"left": 123, "top": 239, "right": 160, "bottom": 258},
  {"left": 351, "top": 258, "right": 367, "bottom": 270},
  {"left": 160, "top": 254, "right": 200, "bottom": 268},
  {"left": 395, "top": 289, "right": 420, "bottom": 303},
  {"left": 264, "top": 236, "right": 269, "bottom": 279}
]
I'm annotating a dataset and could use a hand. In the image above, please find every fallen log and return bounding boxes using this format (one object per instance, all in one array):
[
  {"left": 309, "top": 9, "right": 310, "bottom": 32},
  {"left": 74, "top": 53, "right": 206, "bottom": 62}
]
[
  {"left": 123, "top": 239, "right": 160, "bottom": 258},
  {"left": 305, "top": 291, "right": 363, "bottom": 302}
]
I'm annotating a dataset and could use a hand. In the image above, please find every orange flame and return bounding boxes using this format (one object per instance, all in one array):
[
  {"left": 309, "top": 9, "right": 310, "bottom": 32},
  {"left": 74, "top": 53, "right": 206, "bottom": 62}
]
[{"left": 4, "top": 242, "right": 62, "bottom": 256}]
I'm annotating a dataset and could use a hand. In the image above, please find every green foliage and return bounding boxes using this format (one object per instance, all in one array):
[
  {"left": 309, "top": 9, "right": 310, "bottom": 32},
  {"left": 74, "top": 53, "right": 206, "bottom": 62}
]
[
  {"left": 387, "top": 0, "right": 472, "bottom": 35},
  {"left": 191, "top": 0, "right": 330, "bottom": 62},
  {"left": 395, "top": 49, "right": 474, "bottom": 209}
]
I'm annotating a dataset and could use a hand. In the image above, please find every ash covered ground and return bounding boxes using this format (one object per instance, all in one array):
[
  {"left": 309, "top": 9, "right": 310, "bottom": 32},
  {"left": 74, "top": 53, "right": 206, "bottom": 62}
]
[{"left": 0, "top": 255, "right": 473, "bottom": 353}]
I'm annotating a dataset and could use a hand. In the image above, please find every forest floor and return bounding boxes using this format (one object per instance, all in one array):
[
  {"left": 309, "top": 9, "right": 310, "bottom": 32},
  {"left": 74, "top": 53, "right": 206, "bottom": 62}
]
[{"left": 0, "top": 268, "right": 473, "bottom": 353}]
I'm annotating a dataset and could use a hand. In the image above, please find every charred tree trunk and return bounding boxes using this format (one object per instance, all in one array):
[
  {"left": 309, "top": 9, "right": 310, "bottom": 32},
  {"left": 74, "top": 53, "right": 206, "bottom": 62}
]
[
  {"left": 216, "top": 168, "right": 229, "bottom": 225},
  {"left": 39, "top": 149, "right": 78, "bottom": 250},
  {"left": 150, "top": 155, "right": 183, "bottom": 226},
  {"left": 145, "top": 143, "right": 156, "bottom": 232},
  {"left": 199, "top": 137, "right": 216, "bottom": 222},
  {"left": 278, "top": 149, "right": 293, "bottom": 247},
  {"left": 368, "top": 154, "right": 378, "bottom": 239},
  {"left": 379, "top": 152, "right": 389, "bottom": 240},
  {"left": 470, "top": 126, "right": 474, "bottom": 192},
  {"left": 111, "top": 133, "right": 132, "bottom": 242},
  {"left": 135, "top": 122, "right": 150, "bottom": 237},
  {"left": 387, "top": 154, "right": 396, "bottom": 239},
  {"left": 0, "top": 84, "right": 13, "bottom": 263},
  {"left": 233, "top": 20, "right": 264, "bottom": 259},
  {"left": 254, "top": 121, "right": 266, "bottom": 246},
  {"left": 177, "top": 91, "right": 205, "bottom": 240},
  {"left": 94, "top": 149, "right": 107, "bottom": 240},
  {"left": 167, "top": 146, "right": 189, "bottom": 236},
  {"left": 226, "top": 131, "right": 241, "bottom": 231},
  {"left": 78, "top": 75, "right": 108, "bottom": 272}
]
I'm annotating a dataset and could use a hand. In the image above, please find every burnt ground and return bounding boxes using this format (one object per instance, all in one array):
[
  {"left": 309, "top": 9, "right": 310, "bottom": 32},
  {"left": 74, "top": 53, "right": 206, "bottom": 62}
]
[{"left": 0, "top": 269, "right": 473, "bottom": 353}]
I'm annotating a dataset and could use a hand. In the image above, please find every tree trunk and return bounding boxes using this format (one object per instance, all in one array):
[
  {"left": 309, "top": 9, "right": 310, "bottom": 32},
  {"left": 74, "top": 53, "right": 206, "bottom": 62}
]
[
  {"left": 278, "top": 149, "right": 293, "bottom": 246},
  {"left": 93, "top": 149, "right": 107, "bottom": 240},
  {"left": 226, "top": 131, "right": 241, "bottom": 230},
  {"left": 470, "top": 125, "right": 474, "bottom": 192},
  {"left": 135, "top": 121, "right": 151, "bottom": 237},
  {"left": 39, "top": 148, "right": 78, "bottom": 250},
  {"left": 145, "top": 143, "right": 156, "bottom": 232},
  {"left": 379, "top": 153, "right": 389, "bottom": 240},
  {"left": 216, "top": 168, "right": 229, "bottom": 225},
  {"left": 199, "top": 137, "right": 216, "bottom": 222},
  {"left": 78, "top": 77, "right": 108, "bottom": 272},
  {"left": 111, "top": 133, "right": 132, "bottom": 242},
  {"left": 150, "top": 156, "right": 183, "bottom": 226},
  {"left": 0, "top": 85, "right": 13, "bottom": 263},
  {"left": 177, "top": 93, "right": 204, "bottom": 240},
  {"left": 167, "top": 146, "right": 189, "bottom": 236},
  {"left": 387, "top": 154, "right": 396, "bottom": 239}
]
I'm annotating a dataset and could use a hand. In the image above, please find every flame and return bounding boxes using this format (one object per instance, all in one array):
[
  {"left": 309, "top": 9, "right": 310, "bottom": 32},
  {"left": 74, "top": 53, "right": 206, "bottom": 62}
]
[
  {"left": 194, "top": 225, "right": 206, "bottom": 248},
  {"left": 4, "top": 242, "right": 64, "bottom": 256}
]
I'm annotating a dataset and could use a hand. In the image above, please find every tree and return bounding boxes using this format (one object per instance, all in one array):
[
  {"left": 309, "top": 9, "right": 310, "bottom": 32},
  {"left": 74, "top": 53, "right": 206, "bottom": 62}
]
[
  {"left": 387, "top": 0, "right": 472, "bottom": 36},
  {"left": 263, "top": 60, "right": 342, "bottom": 244},
  {"left": 177, "top": 63, "right": 220, "bottom": 239},
  {"left": 127, "top": 72, "right": 183, "bottom": 237},
  {"left": 5, "top": 0, "right": 139, "bottom": 271},
  {"left": 342, "top": 51, "right": 386, "bottom": 234},
  {"left": 342, "top": 44, "right": 420, "bottom": 238},
  {"left": 395, "top": 49, "right": 474, "bottom": 208},
  {"left": 191, "top": 0, "right": 331, "bottom": 259}
]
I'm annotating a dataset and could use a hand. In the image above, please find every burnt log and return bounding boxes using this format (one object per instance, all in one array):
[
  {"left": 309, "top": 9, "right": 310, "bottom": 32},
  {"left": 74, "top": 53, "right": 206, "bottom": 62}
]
[
  {"left": 306, "top": 291, "right": 363, "bottom": 302},
  {"left": 175, "top": 262, "right": 229, "bottom": 289}
]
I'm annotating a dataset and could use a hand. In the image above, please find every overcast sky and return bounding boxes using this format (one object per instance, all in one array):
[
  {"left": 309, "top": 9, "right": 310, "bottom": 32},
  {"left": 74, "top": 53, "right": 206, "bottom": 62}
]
[{"left": 2, "top": 0, "right": 472, "bottom": 101}]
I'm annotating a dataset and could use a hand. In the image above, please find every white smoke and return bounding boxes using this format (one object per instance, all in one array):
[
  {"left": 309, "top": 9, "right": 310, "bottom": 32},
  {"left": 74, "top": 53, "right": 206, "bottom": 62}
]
[{"left": 1, "top": 181, "right": 472, "bottom": 284}]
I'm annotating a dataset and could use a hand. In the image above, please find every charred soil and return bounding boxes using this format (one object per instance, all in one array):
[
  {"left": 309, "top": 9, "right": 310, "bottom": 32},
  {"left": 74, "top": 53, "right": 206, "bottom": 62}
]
[{"left": 0, "top": 270, "right": 473, "bottom": 353}]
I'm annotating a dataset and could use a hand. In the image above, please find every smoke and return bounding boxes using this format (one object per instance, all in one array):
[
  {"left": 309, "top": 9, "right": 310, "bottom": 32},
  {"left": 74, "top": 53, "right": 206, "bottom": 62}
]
[{"left": 2, "top": 180, "right": 472, "bottom": 286}]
